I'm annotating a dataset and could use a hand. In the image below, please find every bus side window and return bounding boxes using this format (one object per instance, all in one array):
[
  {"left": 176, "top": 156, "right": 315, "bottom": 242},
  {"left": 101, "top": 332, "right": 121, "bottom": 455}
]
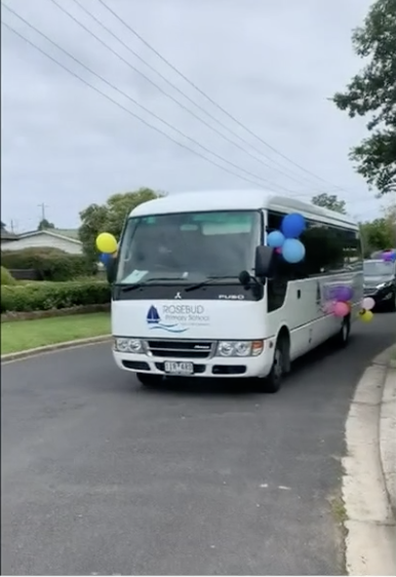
[{"left": 266, "top": 211, "right": 303, "bottom": 311}]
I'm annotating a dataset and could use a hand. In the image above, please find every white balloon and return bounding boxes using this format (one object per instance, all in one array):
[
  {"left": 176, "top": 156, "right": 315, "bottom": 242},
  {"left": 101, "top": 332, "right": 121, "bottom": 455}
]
[{"left": 362, "top": 297, "right": 375, "bottom": 311}]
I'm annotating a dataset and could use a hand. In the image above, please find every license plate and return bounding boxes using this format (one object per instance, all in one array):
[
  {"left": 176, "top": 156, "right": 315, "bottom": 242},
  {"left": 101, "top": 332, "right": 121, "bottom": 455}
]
[{"left": 164, "top": 361, "right": 194, "bottom": 375}]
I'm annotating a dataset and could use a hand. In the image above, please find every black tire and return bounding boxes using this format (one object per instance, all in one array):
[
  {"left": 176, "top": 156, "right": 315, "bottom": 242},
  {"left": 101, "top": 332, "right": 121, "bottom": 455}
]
[
  {"left": 333, "top": 316, "right": 350, "bottom": 349},
  {"left": 258, "top": 336, "right": 289, "bottom": 394},
  {"left": 136, "top": 373, "right": 163, "bottom": 387},
  {"left": 388, "top": 291, "right": 396, "bottom": 312}
]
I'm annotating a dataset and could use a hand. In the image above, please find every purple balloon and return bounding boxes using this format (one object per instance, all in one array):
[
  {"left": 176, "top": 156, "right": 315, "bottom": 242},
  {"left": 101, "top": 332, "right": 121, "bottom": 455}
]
[
  {"left": 334, "top": 285, "right": 353, "bottom": 302},
  {"left": 383, "top": 250, "right": 396, "bottom": 262}
]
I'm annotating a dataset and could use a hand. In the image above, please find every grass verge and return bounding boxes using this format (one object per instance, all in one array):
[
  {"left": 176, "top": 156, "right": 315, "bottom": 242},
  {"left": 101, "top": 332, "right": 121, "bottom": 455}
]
[{"left": 1, "top": 312, "right": 110, "bottom": 355}]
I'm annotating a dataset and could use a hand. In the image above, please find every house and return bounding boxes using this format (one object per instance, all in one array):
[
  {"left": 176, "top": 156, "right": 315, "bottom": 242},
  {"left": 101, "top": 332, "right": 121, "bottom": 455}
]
[
  {"left": 1, "top": 221, "right": 18, "bottom": 242},
  {"left": 1, "top": 228, "right": 83, "bottom": 255}
]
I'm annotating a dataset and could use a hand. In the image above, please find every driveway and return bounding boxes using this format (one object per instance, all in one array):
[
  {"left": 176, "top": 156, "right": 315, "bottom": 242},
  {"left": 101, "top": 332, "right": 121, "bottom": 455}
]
[{"left": 2, "top": 313, "right": 395, "bottom": 575}]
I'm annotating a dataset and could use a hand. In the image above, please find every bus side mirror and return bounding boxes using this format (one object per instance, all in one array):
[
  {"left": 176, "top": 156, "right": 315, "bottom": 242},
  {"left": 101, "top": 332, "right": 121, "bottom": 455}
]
[
  {"left": 254, "top": 245, "right": 277, "bottom": 279},
  {"left": 105, "top": 256, "right": 117, "bottom": 284}
]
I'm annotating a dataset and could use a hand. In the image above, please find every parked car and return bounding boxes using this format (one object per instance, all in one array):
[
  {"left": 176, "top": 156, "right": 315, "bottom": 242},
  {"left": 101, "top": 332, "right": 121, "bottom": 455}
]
[
  {"left": 363, "top": 259, "right": 396, "bottom": 311},
  {"left": 370, "top": 248, "right": 396, "bottom": 259}
]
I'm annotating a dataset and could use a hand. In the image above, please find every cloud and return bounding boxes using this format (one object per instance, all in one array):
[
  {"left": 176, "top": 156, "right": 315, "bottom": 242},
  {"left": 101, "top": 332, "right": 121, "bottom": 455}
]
[{"left": 1, "top": 0, "right": 379, "bottom": 232}]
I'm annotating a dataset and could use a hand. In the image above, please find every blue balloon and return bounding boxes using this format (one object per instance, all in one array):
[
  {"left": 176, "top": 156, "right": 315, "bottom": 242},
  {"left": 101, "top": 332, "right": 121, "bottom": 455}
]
[
  {"left": 282, "top": 238, "right": 306, "bottom": 264},
  {"left": 100, "top": 252, "right": 111, "bottom": 265},
  {"left": 281, "top": 213, "right": 306, "bottom": 239},
  {"left": 267, "top": 230, "right": 285, "bottom": 248}
]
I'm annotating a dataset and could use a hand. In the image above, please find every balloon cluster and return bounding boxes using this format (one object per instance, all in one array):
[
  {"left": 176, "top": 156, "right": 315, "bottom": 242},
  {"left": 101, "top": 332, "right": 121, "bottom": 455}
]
[
  {"left": 321, "top": 285, "right": 375, "bottom": 323},
  {"left": 359, "top": 297, "right": 375, "bottom": 323},
  {"left": 267, "top": 213, "right": 306, "bottom": 264},
  {"left": 96, "top": 232, "right": 118, "bottom": 264},
  {"left": 382, "top": 249, "right": 396, "bottom": 263},
  {"left": 330, "top": 285, "right": 354, "bottom": 318}
]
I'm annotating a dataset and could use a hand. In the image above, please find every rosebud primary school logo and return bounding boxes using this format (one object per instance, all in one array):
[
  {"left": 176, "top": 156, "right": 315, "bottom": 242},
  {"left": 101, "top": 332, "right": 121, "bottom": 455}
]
[{"left": 146, "top": 305, "right": 187, "bottom": 333}]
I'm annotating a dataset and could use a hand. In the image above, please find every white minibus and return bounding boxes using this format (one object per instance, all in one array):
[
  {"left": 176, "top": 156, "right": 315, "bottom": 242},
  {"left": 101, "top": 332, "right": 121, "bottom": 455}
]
[{"left": 109, "top": 190, "right": 363, "bottom": 393}]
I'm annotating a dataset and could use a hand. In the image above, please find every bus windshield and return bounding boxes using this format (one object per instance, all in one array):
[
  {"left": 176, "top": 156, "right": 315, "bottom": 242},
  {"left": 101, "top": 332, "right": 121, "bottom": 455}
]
[{"left": 115, "top": 210, "right": 261, "bottom": 284}]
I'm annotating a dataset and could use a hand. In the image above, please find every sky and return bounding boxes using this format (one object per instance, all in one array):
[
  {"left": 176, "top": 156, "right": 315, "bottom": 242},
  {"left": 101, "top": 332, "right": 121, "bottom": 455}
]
[{"left": 1, "top": 0, "right": 388, "bottom": 233}]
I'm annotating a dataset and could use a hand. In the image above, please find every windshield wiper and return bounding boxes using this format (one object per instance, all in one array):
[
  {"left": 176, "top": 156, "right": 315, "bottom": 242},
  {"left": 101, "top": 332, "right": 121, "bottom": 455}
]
[
  {"left": 119, "top": 277, "right": 182, "bottom": 292},
  {"left": 185, "top": 275, "right": 237, "bottom": 292}
]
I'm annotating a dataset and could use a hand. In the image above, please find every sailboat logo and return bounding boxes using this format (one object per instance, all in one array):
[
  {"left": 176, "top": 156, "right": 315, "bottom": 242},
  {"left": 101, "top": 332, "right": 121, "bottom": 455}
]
[
  {"left": 145, "top": 305, "right": 187, "bottom": 333},
  {"left": 147, "top": 305, "right": 160, "bottom": 325}
]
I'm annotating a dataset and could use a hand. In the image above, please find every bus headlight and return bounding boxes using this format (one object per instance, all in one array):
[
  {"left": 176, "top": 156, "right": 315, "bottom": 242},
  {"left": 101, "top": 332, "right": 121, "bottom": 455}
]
[
  {"left": 217, "top": 340, "right": 263, "bottom": 357},
  {"left": 114, "top": 338, "right": 144, "bottom": 353}
]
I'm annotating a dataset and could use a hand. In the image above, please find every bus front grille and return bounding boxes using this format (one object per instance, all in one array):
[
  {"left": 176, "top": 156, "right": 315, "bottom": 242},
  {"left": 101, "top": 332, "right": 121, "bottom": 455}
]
[{"left": 146, "top": 339, "right": 214, "bottom": 359}]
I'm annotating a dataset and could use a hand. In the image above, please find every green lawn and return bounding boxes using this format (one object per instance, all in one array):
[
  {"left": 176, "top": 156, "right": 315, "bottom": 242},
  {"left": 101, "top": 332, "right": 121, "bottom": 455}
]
[{"left": 1, "top": 313, "right": 111, "bottom": 355}]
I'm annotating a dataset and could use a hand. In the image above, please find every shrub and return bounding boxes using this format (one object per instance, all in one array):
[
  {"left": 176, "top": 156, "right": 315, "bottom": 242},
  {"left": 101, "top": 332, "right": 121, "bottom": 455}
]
[
  {"left": 1, "top": 248, "right": 95, "bottom": 281},
  {"left": 0, "top": 266, "right": 17, "bottom": 286},
  {"left": 1, "top": 280, "right": 111, "bottom": 313}
]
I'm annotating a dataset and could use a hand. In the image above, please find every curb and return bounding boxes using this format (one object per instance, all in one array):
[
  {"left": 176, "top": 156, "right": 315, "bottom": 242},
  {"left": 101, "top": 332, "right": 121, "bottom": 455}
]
[
  {"left": 1, "top": 335, "right": 112, "bottom": 363},
  {"left": 342, "top": 344, "right": 396, "bottom": 576},
  {"left": 379, "top": 363, "right": 396, "bottom": 518}
]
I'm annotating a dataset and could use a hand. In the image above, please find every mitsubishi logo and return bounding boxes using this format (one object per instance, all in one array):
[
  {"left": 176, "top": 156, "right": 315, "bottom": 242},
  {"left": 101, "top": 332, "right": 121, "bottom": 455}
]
[{"left": 174, "top": 292, "right": 182, "bottom": 299}]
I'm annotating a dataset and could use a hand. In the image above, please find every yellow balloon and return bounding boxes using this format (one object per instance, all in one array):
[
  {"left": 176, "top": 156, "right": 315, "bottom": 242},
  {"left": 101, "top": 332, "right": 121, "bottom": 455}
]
[
  {"left": 360, "top": 310, "right": 374, "bottom": 323},
  {"left": 96, "top": 232, "right": 117, "bottom": 254}
]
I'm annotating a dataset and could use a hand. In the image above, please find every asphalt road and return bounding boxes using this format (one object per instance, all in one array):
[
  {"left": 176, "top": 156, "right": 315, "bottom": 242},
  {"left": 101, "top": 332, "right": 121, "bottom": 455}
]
[{"left": 2, "top": 313, "right": 395, "bottom": 576}]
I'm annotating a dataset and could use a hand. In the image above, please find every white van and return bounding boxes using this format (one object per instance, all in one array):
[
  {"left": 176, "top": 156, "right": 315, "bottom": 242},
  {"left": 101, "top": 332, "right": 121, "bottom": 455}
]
[{"left": 110, "top": 190, "right": 363, "bottom": 393}]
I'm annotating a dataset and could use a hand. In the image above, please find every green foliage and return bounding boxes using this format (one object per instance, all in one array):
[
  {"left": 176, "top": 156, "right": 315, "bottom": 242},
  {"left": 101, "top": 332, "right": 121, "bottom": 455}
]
[
  {"left": 1, "top": 281, "right": 111, "bottom": 313},
  {"left": 359, "top": 219, "right": 394, "bottom": 256},
  {"left": 37, "top": 218, "right": 55, "bottom": 230},
  {"left": 359, "top": 202, "right": 396, "bottom": 255},
  {"left": 1, "top": 248, "right": 94, "bottom": 281},
  {"left": 311, "top": 193, "right": 347, "bottom": 214},
  {"left": 79, "top": 188, "right": 164, "bottom": 263},
  {"left": 1, "top": 266, "right": 17, "bottom": 286},
  {"left": 332, "top": 0, "right": 396, "bottom": 195}
]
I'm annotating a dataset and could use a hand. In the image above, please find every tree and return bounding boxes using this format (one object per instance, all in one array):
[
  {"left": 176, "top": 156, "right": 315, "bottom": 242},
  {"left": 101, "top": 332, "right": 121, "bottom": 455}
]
[
  {"left": 79, "top": 187, "right": 164, "bottom": 262},
  {"left": 332, "top": 0, "right": 396, "bottom": 195},
  {"left": 38, "top": 218, "right": 55, "bottom": 231},
  {"left": 311, "top": 193, "right": 347, "bottom": 214},
  {"left": 359, "top": 201, "right": 396, "bottom": 255}
]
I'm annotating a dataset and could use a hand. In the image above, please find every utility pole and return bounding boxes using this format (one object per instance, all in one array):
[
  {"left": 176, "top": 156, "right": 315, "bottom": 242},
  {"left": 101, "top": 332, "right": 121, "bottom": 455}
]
[{"left": 38, "top": 203, "right": 49, "bottom": 223}]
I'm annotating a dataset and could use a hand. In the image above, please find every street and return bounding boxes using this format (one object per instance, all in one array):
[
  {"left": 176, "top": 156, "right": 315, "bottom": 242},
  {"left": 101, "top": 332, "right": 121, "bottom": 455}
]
[{"left": 2, "top": 313, "right": 395, "bottom": 576}]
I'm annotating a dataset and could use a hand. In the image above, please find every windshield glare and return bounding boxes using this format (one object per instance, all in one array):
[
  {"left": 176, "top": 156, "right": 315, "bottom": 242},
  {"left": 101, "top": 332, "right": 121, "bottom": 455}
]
[
  {"left": 116, "top": 210, "right": 261, "bottom": 284},
  {"left": 364, "top": 260, "right": 395, "bottom": 277}
]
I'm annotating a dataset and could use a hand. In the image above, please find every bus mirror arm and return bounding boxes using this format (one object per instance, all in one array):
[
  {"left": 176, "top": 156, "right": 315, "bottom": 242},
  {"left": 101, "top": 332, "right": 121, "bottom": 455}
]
[{"left": 238, "top": 269, "right": 264, "bottom": 286}]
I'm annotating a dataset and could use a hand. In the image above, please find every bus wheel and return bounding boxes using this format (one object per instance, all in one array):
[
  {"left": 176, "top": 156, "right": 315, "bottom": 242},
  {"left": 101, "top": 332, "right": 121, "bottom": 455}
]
[
  {"left": 259, "top": 337, "right": 288, "bottom": 394},
  {"left": 333, "top": 317, "right": 350, "bottom": 348},
  {"left": 136, "top": 373, "right": 163, "bottom": 387}
]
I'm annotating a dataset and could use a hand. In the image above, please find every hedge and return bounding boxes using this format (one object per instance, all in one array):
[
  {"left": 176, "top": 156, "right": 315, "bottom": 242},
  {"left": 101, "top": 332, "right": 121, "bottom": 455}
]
[
  {"left": 1, "top": 248, "right": 94, "bottom": 282},
  {"left": 1, "top": 266, "right": 17, "bottom": 286},
  {"left": 1, "top": 280, "right": 111, "bottom": 313}
]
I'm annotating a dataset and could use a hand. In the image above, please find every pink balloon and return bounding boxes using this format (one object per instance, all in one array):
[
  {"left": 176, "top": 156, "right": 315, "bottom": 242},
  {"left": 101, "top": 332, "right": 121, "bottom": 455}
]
[
  {"left": 362, "top": 297, "right": 375, "bottom": 311},
  {"left": 333, "top": 301, "right": 350, "bottom": 318}
]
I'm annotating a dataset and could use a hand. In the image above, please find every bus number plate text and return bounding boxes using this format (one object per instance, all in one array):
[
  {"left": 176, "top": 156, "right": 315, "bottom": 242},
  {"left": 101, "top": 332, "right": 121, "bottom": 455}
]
[{"left": 164, "top": 361, "right": 194, "bottom": 375}]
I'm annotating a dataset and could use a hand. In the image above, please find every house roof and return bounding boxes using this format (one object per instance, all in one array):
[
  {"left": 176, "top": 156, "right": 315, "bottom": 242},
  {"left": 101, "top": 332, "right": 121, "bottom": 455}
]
[
  {"left": 0, "top": 229, "right": 18, "bottom": 240},
  {"left": 53, "top": 228, "right": 79, "bottom": 240},
  {"left": 14, "top": 229, "right": 81, "bottom": 244},
  {"left": 0, "top": 222, "right": 18, "bottom": 240}
]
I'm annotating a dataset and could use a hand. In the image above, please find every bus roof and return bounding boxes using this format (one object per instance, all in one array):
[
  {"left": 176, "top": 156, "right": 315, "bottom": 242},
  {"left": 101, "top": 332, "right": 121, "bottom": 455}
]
[{"left": 130, "top": 189, "right": 358, "bottom": 228}]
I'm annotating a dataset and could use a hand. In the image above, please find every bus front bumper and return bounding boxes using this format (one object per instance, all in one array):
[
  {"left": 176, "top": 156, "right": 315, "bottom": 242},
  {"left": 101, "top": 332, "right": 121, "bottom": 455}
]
[{"left": 112, "top": 348, "right": 274, "bottom": 379}]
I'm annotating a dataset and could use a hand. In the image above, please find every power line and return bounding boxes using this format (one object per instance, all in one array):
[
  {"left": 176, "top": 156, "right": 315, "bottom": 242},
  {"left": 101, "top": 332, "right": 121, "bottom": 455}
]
[
  {"left": 95, "top": 0, "right": 353, "bottom": 194},
  {"left": 1, "top": 8, "right": 374, "bottom": 207},
  {"left": 2, "top": 4, "right": 293, "bottom": 193},
  {"left": 61, "top": 0, "right": 326, "bottom": 192},
  {"left": 1, "top": 20, "right": 273, "bottom": 190}
]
